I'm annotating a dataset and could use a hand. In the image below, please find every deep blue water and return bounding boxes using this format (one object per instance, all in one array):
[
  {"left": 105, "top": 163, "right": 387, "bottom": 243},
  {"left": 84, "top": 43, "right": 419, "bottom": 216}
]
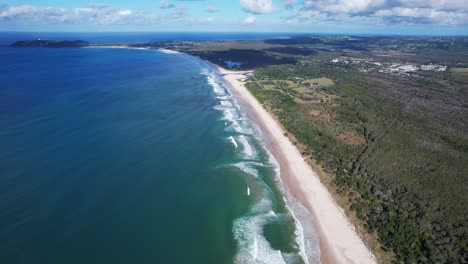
[{"left": 0, "top": 47, "right": 318, "bottom": 263}]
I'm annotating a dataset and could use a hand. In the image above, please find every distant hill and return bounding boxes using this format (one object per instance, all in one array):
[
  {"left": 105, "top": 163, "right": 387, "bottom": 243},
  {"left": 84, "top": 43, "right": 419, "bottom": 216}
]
[
  {"left": 10, "top": 40, "right": 90, "bottom": 48},
  {"left": 264, "top": 36, "right": 323, "bottom": 45}
]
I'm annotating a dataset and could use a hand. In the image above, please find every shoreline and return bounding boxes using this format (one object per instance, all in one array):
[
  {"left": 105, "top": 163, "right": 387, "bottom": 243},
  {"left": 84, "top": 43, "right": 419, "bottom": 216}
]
[
  {"left": 216, "top": 66, "right": 377, "bottom": 264},
  {"left": 85, "top": 45, "right": 179, "bottom": 54},
  {"left": 70, "top": 46, "right": 376, "bottom": 262}
]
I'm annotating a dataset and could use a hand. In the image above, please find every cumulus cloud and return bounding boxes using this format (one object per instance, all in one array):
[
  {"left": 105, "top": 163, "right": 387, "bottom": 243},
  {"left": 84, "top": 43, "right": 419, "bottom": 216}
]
[
  {"left": 240, "top": 0, "right": 276, "bottom": 14},
  {"left": 0, "top": 3, "right": 212, "bottom": 26},
  {"left": 244, "top": 15, "right": 256, "bottom": 24},
  {"left": 160, "top": 0, "right": 175, "bottom": 9},
  {"left": 0, "top": 4, "right": 68, "bottom": 24},
  {"left": 205, "top": 6, "right": 219, "bottom": 12},
  {"left": 118, "top": 10, "right": 132, "bottom": 16},
  {"left": 291, "top": 0, "right": 468, "bottom": 25},
  {"left": 284, "top": 0, "right": 296, "bottom": 9}
]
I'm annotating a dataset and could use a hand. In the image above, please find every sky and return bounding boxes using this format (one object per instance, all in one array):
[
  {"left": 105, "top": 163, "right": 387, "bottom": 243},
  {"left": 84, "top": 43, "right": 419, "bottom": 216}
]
[{"left": 0, "top": 0, "right": 467, "bottom": 35}]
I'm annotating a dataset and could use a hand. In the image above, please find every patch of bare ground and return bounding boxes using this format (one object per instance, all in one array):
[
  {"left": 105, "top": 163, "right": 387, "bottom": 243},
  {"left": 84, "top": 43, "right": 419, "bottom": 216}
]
[
  {"left": 310, "top": 109, "right": 321, "bottom": 116},
  {"left": 416, "top": 139, "right": 443, "bottom": 152},
  {"left": 338, "top": 131, "right": 366, "bottom": 145},
  {"left": 319, "top": 113, "right": 333, "bottom": 122}
]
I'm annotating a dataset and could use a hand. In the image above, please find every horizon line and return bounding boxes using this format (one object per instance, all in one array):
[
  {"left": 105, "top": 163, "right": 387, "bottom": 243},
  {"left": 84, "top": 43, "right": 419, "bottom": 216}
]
[{"left": 1, "top": 31, "right": 467, "bottom": 37}]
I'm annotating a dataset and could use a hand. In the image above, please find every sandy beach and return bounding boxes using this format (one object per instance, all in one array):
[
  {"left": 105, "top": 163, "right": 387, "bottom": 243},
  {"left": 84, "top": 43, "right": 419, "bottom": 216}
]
[
  {"left": 158, "top": 48, "right": 181, "bottom": 54},
  {"left": 217, "top": 66, "right": 377, "bottom": 264},
  {"left": 85, "top": 45, "right": 152, "bottom": 50}
]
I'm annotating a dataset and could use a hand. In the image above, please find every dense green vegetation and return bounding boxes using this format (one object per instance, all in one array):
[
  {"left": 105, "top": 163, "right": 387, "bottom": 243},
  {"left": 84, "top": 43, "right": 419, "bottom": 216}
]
[
  {"left": 246, "top": 57, "right": 467, "bottom": 263},
  {"left": 188, "top": 49, "right": 297, "bottom": 68},
  {"left": 10, "top": 40, "right": 90, "bottom": 48}
]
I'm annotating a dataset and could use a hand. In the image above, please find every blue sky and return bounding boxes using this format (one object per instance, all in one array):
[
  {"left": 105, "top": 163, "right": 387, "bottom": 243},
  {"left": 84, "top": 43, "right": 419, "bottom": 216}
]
[{"left": 0, "top": 0, "right": 467, "bottom": 35}]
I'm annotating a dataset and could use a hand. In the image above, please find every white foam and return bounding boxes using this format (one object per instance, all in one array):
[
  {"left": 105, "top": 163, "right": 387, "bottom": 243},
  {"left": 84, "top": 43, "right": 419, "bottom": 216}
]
[
  {"left": 204, "top": 70, "right": 254, "bottom": 135},
  {"left": 202, "top": 65, "right": 319, "bottom": 263},
  {"left": 158, "top": 48, "right": 180, "bottom": 54},
  {"left": 222, "top": 108, "right": 235, "bottom": 122},
  {"left": 238, "top": 135, "right": 254, "bottom": 157},
  {"left": 229, "top": 122, "right": 245, "bottom": 133},
  {"left": 232, "top": 162, "right": 259, "bottom": 178},
  {"left": 218, "top": 108, "right": 245, "bottom": 134},
  {"left": 233, "top": 211, "right": 286, "bottom": 264},
  {"left": 228, "top": 136, "right": 238, "bottom": 149},
  {"left": 203, "top": 70, "right": 226, "bottom": 95},
  {"left": 253, "top": 237, "right": 258, "bottom": 259},
  {"left": 287, "top": 204, "right": 310, "bottom": 264},
  {"left": 265, "top": 148, "right": 320, "bottom": 264},
  {"left": 220, "top": 100, "right": 232, "bottom": 107}
]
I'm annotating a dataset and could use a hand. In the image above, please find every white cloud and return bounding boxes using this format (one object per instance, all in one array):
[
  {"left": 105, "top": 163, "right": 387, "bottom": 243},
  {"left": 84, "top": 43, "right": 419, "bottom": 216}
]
[
  {"left": 205, "top": 6, "right": 219, "bottom": 12},
  {"left": 292, "top": 0, "right": 468, "bottom": 25},
  {"left": 0, "top": 3, "right": 206, "bottom": 26},
  {"left": 160, "top": 0, "right": 175, "bottom": 9},
  {"left": 374, "top": 7, "right": 468, "bottom": 25},
  {"left": 119, "top": 10, "right": 132, "bottom": 16},
  {"left": 0, "top": 5, "right": 68, "bottom": 23},
  {"left": 240, "top": 0, "right": 276, "bottom": 14},
  {"left": 284, "top": 0, "right": 296, "bottom": 9},
  {"left": 244, "top": 15, "right": 256, "bottom": 24}
]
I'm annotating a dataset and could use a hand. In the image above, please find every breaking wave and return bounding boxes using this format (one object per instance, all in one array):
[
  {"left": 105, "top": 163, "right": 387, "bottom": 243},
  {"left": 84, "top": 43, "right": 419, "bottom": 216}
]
[{"left": 201, "top": 66, "right": 319, "bottom": 264}]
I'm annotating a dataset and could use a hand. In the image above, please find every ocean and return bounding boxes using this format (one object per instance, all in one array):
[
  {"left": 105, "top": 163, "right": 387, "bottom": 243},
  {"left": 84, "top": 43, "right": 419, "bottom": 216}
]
[{"left": 0, "top": 36, "right": 319, "bottom": 264}]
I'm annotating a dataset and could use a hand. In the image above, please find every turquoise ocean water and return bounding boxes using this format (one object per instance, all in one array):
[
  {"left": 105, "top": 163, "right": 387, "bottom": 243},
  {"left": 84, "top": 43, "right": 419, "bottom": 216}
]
[{"left": 0, "top": 46, "right": 319, "bottom": 263}]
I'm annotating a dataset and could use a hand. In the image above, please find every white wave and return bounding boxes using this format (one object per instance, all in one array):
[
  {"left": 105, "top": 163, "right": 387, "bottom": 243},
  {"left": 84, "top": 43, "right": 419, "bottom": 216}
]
[
  {"left": 203, "top": 65, "right": 319, "bottom": 263},
  {"left": 158, "top": 48, "right": 180, "bottom": 54},
  {"left": 222, "top": 108, "right": 235, "bottom": 122},
  {"left": 237, "top": 135, "right": 255, "bottom": 157},
  {"left": 232, "top": 162, "right": 259, "bottom": 178},
  {"left": 265, "top": 148, "right": 320, "bottom": 264},
  {"left": 203, "top": 70, "right": 226, "bottom": 95},
  {"left": 253, "top": 237, "right": 258, "bottom": 260},
  {"left": 220, "top": 100, "right": 232, "bottom": 107},
  {"left": 287, "top": 204, "right": 310, "bottom": 264},
  {"left": 233, "top": 211, "right": 286, "bottom": 264},
  {"left": 229, "top": 122, "right": 245, "bottom": 133},
  {"left": 228, "top": 136, "right": 238, "bottom": 149},
  {"left": 215, "top": 106, "right": 245, "bottom": 134},
  {"left": 203, "top": 69, "right": 255, "bottom": 135}
]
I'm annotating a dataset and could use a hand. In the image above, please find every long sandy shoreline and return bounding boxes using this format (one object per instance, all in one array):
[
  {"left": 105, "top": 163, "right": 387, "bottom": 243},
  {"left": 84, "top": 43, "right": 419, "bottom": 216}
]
[{"left": 217, "top": 66, "right": 377, "bottom": 264}]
